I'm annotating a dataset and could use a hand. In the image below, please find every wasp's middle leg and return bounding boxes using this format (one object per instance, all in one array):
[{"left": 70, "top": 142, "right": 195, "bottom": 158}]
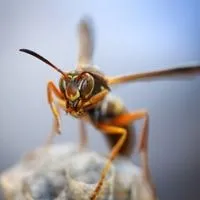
[
  {"left": 110, "top": 110, "right": 157, "bottom": 198},
  {"left": 90, "top": 110, "right": 157, "bottom": 199},
  {"left": 78, "top": 120, "right": 88, "bottom": 151},
  {"left": 90, "top": 124, "right": 127, "bottom": 200}
]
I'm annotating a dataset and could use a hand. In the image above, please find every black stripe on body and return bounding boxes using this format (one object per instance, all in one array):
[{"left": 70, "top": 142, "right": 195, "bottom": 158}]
[{"left": 88, "top": 94, "right": 135, "bottom": 156}]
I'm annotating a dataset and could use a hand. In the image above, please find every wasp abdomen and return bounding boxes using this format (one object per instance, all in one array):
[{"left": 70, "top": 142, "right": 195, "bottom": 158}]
[{"left": 88, "top": 94, "right": 135, "bottom": 156}]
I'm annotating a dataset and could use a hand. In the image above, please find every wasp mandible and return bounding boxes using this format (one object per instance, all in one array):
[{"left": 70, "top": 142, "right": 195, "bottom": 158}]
[{"left": 19, "top": 16, "right": 200, "bottom": 200}]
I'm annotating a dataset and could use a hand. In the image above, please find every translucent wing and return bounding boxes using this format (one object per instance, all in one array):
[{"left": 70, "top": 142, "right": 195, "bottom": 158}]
[
  {"left": 77, "top": 16, "right": 95, "bottom": 69},
  {"left": 107, "top": 64, "right": 200, "bottom": 85}
]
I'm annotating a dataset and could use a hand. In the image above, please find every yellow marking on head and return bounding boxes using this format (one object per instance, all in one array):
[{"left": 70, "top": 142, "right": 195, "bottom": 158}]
[
  {"left": 67, "top": 74, "right": 73, "bottom": 79},
  {"left": 72, "top": 75, "right": 78, "bottom": 79},
  {"left": 68, "top": 90, "right": 80, "bottom": 101}
]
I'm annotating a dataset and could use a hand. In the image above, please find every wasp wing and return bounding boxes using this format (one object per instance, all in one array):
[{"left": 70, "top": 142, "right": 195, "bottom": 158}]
[
  {"left": 107, "top": 64, "right": 200, "bottom": 85},
  {"left": 77, "top": 16, "right": 95, "bottom": 69}
]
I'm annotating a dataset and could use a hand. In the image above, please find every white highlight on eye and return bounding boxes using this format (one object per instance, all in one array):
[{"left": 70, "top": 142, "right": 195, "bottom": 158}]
[{"left": 78, "top": 79, "right": 84, "bottom": 90}]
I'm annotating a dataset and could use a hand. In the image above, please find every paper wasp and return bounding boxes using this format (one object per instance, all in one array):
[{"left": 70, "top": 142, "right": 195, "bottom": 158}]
[{"left": 19, "top": 16, "right": 200, "bottom": 200}]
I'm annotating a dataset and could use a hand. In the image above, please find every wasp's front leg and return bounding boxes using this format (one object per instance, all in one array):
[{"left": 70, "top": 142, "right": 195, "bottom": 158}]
[
  {"left": 44, "top": 99, "right": 66, "bottom": 146},
  {"left": 45, "top": 81, "right": 65, "bottom": 144},
  {"left": 46, "top": 81, "right": 89, "bottom": 150}
]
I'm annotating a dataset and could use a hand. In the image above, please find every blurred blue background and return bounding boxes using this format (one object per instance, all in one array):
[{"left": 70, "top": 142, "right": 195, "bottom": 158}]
[{"left": 0, "top": 0, "right": 199, "bottom": 200}]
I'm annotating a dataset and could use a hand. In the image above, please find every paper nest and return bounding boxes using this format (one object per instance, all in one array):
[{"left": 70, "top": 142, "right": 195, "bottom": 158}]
[{"left": 0, "top": 143, "right": 158, "bottom": 200}]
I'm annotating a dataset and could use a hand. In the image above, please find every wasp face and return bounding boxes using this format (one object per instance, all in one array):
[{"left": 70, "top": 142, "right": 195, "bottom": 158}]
[
  {"left": 65, "top": 82, "right": 80, "bottom": 102},
  {"left": 18, "top": 48, "right": 109, "bottom": 117},
  {"left": 59, "top": 71, "right": 95, "bottom": 116}
]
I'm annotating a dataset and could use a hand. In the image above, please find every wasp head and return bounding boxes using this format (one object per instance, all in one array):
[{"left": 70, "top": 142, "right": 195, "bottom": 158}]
[
  {"left": 19, "top": 48, "right": 110, "bottom": 118},
  {"left": 59, "top": 70, "right": 110, "bottom": 117}
]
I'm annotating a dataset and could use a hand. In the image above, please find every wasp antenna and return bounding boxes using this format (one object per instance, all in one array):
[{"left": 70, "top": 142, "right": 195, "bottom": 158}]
[{"left": 19, "top": 48, "right": 66, "bottom": 77}]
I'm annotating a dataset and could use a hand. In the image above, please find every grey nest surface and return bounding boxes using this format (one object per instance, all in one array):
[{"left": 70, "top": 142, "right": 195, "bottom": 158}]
[{"left": 0, "top": 143, "right": 158, "bottom": 200}]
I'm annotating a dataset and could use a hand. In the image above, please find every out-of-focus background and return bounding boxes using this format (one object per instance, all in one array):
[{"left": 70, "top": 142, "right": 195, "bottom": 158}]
[{"left": 0, "top": 1, "right": 199, "bottom": 200}]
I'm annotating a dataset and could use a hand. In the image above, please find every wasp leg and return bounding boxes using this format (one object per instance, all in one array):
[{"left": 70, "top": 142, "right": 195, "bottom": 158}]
[
  {"left": 47, "top": 82, "right": 89, "bottom": 149},
  {"left": 44, "top": 99, "right": 66, "bottom": 147},
  {"left": 109, "top": 110, "right": 157, "bottom": 198},
  {"left": 47, "top": 81, "right": 65, "bottom": 134},
  {"left": 78, "top": 120, "right": 88, "bottom": 151},
  {"left": 83, "top": 89, "right": 109, "bottom": 109},
  {"left": 90, "top": 110, "right": 156, "bottom": 200},
  {"left": 90, "top": 124, "right": 127, "bottom": 200}
]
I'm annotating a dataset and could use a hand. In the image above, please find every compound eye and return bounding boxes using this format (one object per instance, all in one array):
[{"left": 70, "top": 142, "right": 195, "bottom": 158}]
[
  {"left": 79, "top": 73, "right": 94, "bottom": 99},
  {"left": 59, "top": 77, "right": 68, "bottom": 93}
]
